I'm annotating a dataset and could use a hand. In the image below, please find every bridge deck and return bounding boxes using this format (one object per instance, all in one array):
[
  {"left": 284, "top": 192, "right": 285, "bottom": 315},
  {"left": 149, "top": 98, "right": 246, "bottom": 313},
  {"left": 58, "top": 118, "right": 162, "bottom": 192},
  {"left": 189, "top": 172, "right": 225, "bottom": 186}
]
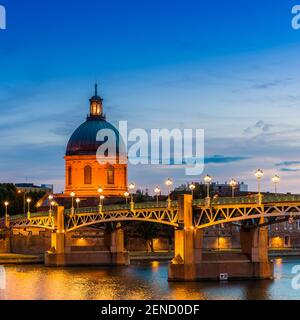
[{"left": 2, "top": 195, "right": 300, "bottom": 231}]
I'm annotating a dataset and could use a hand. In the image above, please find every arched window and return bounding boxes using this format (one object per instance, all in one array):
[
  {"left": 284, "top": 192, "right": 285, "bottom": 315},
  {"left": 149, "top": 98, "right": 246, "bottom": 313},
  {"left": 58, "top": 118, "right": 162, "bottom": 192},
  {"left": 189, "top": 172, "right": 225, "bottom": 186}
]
[
  {"left": 68, "top": 166, "right": 72, "bottom": 185},
  {"left": 84, "top": 165, "right": 92, "bottom": 184},
  {"left": 107, "top": 166, "right": 115, "bottom": 185}
]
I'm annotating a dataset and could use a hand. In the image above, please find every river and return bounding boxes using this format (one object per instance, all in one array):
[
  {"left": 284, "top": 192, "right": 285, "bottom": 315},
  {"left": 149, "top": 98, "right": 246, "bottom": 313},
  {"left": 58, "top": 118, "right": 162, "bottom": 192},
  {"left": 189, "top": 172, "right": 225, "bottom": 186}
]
[{"left": 0, "top": 258, "right": 299, "bottom": 300}]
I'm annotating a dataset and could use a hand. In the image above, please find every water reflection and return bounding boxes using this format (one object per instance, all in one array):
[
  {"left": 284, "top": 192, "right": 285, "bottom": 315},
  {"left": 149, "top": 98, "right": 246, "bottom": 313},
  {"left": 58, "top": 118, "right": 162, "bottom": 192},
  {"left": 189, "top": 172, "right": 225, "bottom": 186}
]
[
  {"left": 274, "top": 258, "right": 283, "bottom": 280},
  {"left": 0, "top": 259, "right": 299, "bottom": 300}
]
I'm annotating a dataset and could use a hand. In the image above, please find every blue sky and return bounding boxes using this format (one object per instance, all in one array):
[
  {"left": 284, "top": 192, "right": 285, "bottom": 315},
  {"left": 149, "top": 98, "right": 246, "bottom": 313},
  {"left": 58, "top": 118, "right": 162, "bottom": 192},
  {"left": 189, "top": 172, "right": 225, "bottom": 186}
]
[{"left": 1, "top": 0, "right": 300, "bottom": 193}]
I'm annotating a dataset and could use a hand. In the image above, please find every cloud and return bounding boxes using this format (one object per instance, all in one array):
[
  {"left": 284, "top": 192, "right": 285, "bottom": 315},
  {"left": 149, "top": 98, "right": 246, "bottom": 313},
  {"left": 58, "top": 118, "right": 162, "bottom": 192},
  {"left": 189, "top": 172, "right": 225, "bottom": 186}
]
[
  {"left": 279, "top": 168, "right": 300, "bottom": 172},
  {"left": 205, "top": 155, "right": 250, "bottom": 164},
  {"left": 252, "top": 80, "right": 282, "bottom": 89},
  {"left": 275, "top": 161, "right": 300, "bottom": 167},
  {"left": 274, "top": 160, "right": 300, "bottom": 174},
  {"left": 244, "top": 120, "right": 272, "bottom": 135}
]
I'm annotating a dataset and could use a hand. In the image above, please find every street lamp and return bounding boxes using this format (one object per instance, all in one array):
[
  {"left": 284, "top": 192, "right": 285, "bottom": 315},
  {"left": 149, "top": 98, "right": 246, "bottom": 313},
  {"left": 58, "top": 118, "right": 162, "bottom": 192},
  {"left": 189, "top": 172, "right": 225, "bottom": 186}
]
[
  {"left": 26, "top": 198, "right": 32, "bottom": 219},
  {"left": 165, "top": 178, "right": 173, "bottom": 208},
  {"left": 4, "top": 201, "right": 9, "bottom": 228},
  {"left": 229, "top": 179, "right": 238, "bottom": 198},
  {"left": 17, "top": 189, "right": 27, "bottom": 216},
  {"left": 204, "top": 175, "right": 212, "bottom": 198},
  {"left": 129, "top": 183, "right": 136, "bottom": 210},
  {"left": 4, "top": 201, "right": 8, "bottom": 214},
  {"left": 272, "top": 175, "right": 280, "bottom": 195},
  {"left": 99, "top": 195, "right": 105, "bottom": 213},
  {"left": 124, "top": 191, "right": 130, "bottom": 205},
  {"left": 255, "top": 169, "right": 264, "bottom": 195},
  {"left": 48, "top": 195, "right": 54, "bottom": 214},
  {"left": 70, "top": 192, "right": 75, "bottom": 215},
  {"left": 97, "top": 187, "right": 104, "bottom": 213},
  {"left": 76, "top": 198, "right": 81, "bottom": 209},
  {"left": 154, "top": 186, "right": 161, "bottom": 206},
  {"left": 98, "top": 186, "right": 103, "bottom": 194},
  {"left": 189, "top": 183, "right": 196, "bottom": 198}
]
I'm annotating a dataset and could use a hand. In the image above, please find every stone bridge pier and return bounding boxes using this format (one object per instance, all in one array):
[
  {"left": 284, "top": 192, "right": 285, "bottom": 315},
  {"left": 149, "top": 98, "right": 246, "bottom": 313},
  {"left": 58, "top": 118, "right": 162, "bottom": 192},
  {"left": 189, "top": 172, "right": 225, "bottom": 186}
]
[
  {"left": 0, "top": 215, "right": 11, "bottom": 253},
  {"left": 168, "top": 194, "right": 274, "bottom": 281},
  {"left": 45, "top": 206, "right": 129, "bottom": 267},
  {"left": 0, "top": 230, "right": 11, "bottom": 254}
]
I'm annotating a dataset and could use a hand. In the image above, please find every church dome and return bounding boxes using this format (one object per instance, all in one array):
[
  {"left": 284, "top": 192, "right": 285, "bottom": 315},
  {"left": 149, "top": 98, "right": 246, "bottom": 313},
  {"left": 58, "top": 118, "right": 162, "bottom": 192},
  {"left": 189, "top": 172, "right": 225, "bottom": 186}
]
[
  {"left": 66, "top": 118, "right": 121, "bottom": 156},
  {"left": 66, "top": 84, "right": 124, "bottom": 157}
]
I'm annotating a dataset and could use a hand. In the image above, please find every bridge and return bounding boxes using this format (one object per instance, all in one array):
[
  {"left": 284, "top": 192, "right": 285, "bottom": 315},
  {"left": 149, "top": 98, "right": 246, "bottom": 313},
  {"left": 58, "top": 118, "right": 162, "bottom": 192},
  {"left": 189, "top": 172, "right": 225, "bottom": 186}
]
[
  {"left": 1, "top": 194, "right": 300, "bottom": 281},
  {"left": 4, "top": 194, "right": 300, "bottom": 231}
]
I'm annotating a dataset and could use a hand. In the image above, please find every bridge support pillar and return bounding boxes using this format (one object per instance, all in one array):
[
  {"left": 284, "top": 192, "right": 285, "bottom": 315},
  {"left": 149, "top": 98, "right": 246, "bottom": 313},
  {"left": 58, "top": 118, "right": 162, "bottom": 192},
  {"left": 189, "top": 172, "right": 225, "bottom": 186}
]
[
  {"left": 45, "top": 206, "right": 66, "bottom": 266},
  {"left": 109, "top": 224, "right": 129, "bottom": 265},
  {"left": 240, "top": 226, "right": 273, "bottom": 279},
  {"left": 168, "top": 194, "right": 204, "bottom": 281},
  {"left": 0, "top": 230, "right": 11, "bottom": 253},
  {"left": 168, "top": 195, "right": 273, "bottom": 281}
]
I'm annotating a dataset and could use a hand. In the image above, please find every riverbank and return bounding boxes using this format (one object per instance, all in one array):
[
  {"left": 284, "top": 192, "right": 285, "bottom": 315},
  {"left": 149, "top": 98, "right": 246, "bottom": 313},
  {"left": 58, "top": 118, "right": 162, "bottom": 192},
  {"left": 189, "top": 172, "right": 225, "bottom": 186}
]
[
  {"left": 1, "top": 248, "right": 299, "bottom": 265},
  {"left": 0, "top": 254, "right": 43, "bottom": 264},
  {"left": 129, "top": 251, "right": 173, "bottom": 260},
  {"left": 269, "top": 248, "right": 300, "bottom": 257},
  {"left": 130, "top": 248, "right": 300, "bottom": 261}
]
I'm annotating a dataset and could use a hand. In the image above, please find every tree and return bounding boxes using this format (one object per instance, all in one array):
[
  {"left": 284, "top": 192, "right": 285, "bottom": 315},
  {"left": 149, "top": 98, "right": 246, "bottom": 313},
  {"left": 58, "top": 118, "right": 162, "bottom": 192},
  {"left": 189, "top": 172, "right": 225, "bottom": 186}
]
[
  {"left": 0, "top": 184, "right": 46, "bottom": 216},
  {"left": 135, "top": 222, "right": 162, "bottom": 252},
  {"left": 172, "top": 182, "right": 213, "bottom": 199}
]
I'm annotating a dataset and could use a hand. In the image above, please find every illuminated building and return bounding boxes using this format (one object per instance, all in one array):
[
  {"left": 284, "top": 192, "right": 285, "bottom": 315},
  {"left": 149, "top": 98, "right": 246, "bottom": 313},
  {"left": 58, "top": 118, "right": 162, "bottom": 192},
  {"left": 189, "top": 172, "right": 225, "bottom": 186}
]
[{"left": 64, "top": 85, "right": 127, "bottom": 197}]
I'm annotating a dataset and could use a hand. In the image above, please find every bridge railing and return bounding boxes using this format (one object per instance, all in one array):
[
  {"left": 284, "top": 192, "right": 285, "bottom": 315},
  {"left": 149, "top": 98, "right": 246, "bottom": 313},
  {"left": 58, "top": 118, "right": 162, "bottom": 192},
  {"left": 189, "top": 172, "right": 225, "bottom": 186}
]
[
  {"left": 9, "top": 211, "right": 49, "bottom": 220},
  {"left": 193, "top": 196, "right": 258, "bottom": 206},
  {"left": 64, "top": 200, "right": 178, "bottom": 215},
  {"left": 263, "top": 194, "right": 300, "bottom": 203},
  {"left": 193, "top": 194, "right": 300, "bottom": 206}
]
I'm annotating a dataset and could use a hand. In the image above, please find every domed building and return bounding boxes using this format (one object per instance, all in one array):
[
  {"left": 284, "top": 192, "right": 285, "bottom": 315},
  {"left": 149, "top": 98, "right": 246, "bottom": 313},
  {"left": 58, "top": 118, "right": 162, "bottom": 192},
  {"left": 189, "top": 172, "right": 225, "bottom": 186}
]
[{"left": 64, "top": 85, "right": 128, "bottom": 197}]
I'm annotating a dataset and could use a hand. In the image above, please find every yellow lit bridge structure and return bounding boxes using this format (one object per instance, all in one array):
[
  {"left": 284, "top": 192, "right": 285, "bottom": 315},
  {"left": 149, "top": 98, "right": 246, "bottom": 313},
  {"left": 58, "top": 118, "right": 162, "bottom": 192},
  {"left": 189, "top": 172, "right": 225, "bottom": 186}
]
[{"left": 1, "top": 194, "right": 300, "bottom": 281}]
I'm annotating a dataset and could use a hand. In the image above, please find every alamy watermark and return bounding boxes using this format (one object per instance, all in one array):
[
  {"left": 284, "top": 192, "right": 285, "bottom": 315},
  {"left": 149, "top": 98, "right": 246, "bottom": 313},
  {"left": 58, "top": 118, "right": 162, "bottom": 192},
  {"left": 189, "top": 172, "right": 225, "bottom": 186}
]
[
  {"left": 291, "top": 265, "right": 300, "bottom": 289},
  {"left": 0, "top": 5, "right": 6, "bottom": 30},
  {"left": 0, "top": 266, "right": 5, "bottom": 289},
  {"left": 96, "top": 121, "right": 205, "bottom": 176},
  {"left": 292, "top": 5, "right": 300, "bottom": 29}
]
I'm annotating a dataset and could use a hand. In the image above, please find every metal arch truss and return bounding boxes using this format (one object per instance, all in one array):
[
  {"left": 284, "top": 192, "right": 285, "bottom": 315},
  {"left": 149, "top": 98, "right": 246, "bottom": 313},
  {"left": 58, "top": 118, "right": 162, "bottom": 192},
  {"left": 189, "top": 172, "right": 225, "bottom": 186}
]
[
  {"left": 194, "top": 203, "right": 300, "bottom": 229},
  {"left": 66, "top": 208, "right": 179, "bottom": 232},
  {"left": 9, "top": 216, "right": 54, "bottom": 230},
  {"left": 4, "top": 201, "right": 300, "bottom": 232}
]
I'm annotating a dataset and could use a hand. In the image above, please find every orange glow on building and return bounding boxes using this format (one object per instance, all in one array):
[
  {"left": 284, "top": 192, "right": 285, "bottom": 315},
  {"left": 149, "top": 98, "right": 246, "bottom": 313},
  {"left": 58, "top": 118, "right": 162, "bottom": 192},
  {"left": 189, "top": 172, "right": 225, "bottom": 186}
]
[
  {"left": 64, "top": 85, "right": 127, "bottom": 197},
  {"left": 270, "top": 236, "right": 284, "bottom": 248}
]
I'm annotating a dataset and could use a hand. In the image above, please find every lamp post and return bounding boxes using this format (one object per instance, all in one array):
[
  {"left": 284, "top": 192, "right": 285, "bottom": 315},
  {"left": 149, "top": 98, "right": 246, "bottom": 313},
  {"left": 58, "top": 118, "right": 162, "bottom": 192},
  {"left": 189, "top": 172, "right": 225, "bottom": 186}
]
[
  {"left": 98, "top": 187, "right": 103, "bottom": 213},
  {"left": 4, "top": 201, "right": 9, "bottom": 228},
  {"left": 154, "top": 186, "right": 161, "bottom": 206},
  {"left": 48, "top": 195, "right": 53, "bottom": 215},
  {"left": 26, "top": 198, "right": 32, "bottom": 219},
  {"left": 18, "top": 189, "right": 27, "bottom": 216},
  {"left": 255, "top": 169, "right": 264, "bottom": 195},
  {"left": 99, "top": 195, "right": 105, "bottom": 213},
  {"left": 229, "top": 179, "right": 238, "bottom": 198},
  {"left": 129, "top": 183, "right": 135, "bottom": 211},
  {"left": 204, "top": 175, "right": 212, "bottom": 198},
  {"left": 76, "top": 198, "right": 81, "bottom": 209},
  {"left": 165, "top": 178, "right": 173, "bottom": 208},
  {"left": 124, "top": 191, "right": 130, "bottom": 205},
  {"left": 70, "top": 192, "right": 75, "bottom": 216},
  {"left": 272, "top": 175, "right": 280, "bottom": 195},
  {"left": 189, "top": 183, "right": 196, "bottom": 198},
  {"left": 50, "top": 201, "right": 56, "bottom": 217}
]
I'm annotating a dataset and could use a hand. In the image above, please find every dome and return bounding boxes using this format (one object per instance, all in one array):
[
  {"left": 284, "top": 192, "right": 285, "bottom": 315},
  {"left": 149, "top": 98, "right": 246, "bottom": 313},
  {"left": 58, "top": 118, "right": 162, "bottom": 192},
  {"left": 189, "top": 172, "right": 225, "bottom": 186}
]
[{"left": 66, "top": 118, "right": 122, "bottom": 156}]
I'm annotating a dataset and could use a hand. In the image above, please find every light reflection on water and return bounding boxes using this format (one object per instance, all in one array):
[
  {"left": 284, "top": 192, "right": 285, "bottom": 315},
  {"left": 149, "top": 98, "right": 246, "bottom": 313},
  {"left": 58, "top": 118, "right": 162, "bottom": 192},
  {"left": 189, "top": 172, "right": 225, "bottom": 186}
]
[{"left": 0, "top": 258, "right": 300, "bottom": 300}]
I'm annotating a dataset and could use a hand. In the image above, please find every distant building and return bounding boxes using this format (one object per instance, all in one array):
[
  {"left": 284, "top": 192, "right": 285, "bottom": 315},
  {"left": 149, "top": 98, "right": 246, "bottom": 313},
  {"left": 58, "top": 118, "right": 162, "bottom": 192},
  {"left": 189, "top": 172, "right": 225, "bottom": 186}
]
[
  {"left": 15, "top": 183, "right": 53, "bottom": 193},
  {"left": 211, "top": 181, "right": 248, "bottom": 197}
]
